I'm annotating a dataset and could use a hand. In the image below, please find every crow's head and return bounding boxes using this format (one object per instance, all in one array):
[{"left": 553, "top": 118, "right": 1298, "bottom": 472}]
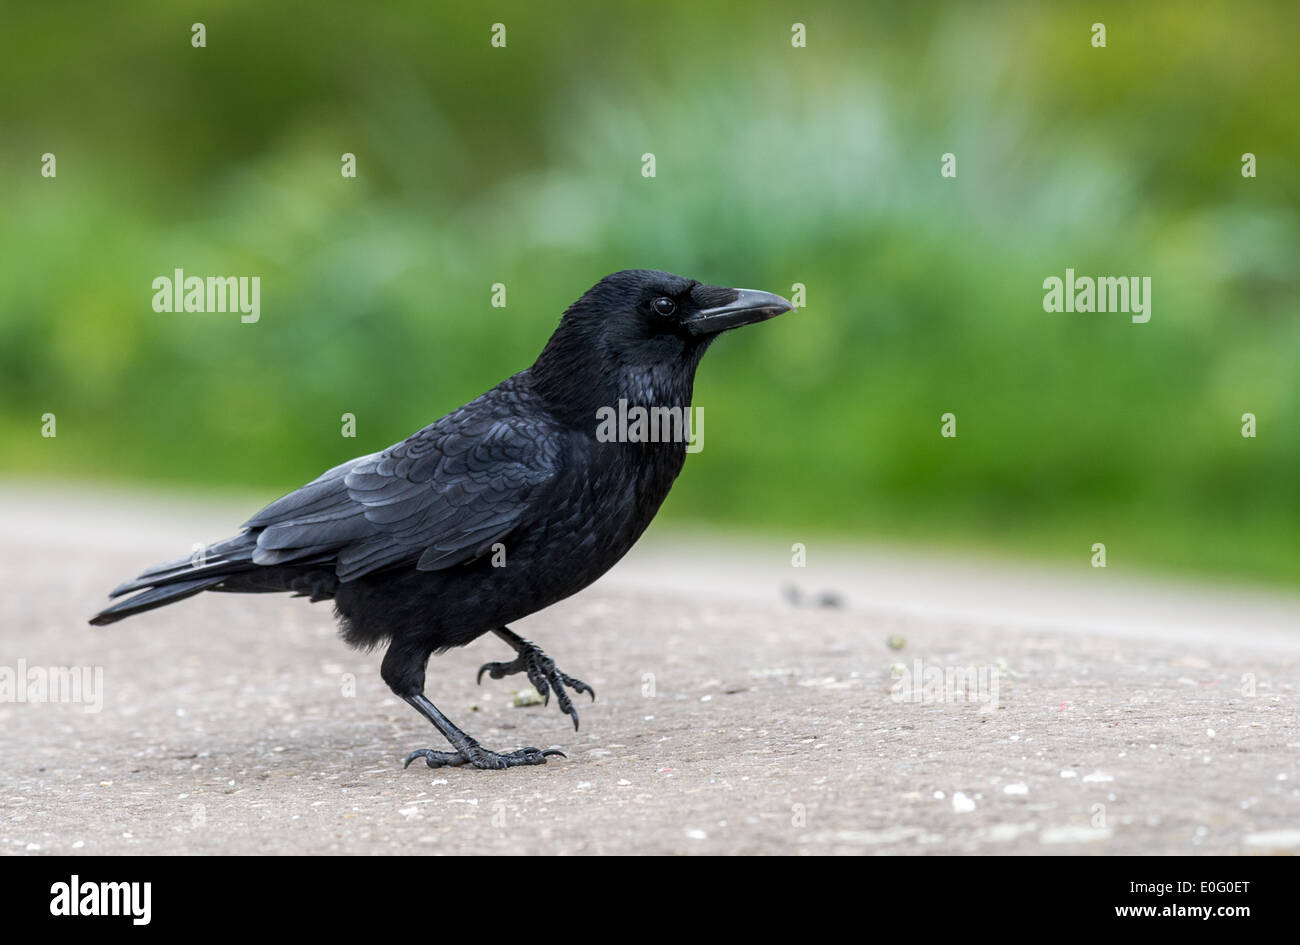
[
  {"left": 531, "top": 269, "right": 792, "bottom": 418},
  {"left": 566, "top": 269, "right": 791, "bottom": 356}
]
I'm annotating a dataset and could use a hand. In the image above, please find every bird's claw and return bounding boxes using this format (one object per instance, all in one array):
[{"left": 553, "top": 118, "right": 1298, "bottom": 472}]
[
  {"left": 476, "top": 660, "right": 514, "bottom": 684},
  {"left": 403, "top": 745, "right": 566, "bottom": 771},
  {"left": 476, "top": 641, "right": 595, "bottom": 731}
]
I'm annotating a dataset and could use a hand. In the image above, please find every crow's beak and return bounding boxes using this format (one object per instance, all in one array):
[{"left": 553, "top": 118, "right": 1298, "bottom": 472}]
[{"left": 684, "top": 288, "right": 794, "bottom": 336}]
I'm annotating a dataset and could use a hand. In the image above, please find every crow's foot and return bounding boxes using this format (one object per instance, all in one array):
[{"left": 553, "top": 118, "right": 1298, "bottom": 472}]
[
  {"left": 403, "top": 744, "right": 566, "bottom": 770},
  {"left": 477, "top": 634, "right": 595, "bottom": 730}
]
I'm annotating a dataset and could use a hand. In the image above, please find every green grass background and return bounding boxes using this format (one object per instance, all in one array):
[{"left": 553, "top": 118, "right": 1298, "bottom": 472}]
[{"left": 1, "top": 2, "right": 1297, "bottom": 583}]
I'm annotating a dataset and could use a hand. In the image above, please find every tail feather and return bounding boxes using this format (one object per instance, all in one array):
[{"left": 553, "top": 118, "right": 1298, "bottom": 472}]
[
  {"left": 107, "top": 532, "right": 258, "bottom": 598},
  {"left": 90, "top": 575, "right": 229, "bottom": 626},
  {"left": 91, "top": 528, "right": 343, "bottom": 625}
]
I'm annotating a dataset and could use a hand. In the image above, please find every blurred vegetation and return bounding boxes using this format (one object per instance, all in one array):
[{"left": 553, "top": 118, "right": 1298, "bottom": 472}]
[{"left": 1, "top": 2, "right": 1297, "bottom": 584}]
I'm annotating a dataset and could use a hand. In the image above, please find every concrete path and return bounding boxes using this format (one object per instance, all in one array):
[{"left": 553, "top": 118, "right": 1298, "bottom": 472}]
[{"left": 2, "top": 483, "right": 1297, "bottom": 855}]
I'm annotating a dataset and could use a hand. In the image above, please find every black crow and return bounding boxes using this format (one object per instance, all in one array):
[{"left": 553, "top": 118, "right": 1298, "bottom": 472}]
[{"left": 91, "top": 270, "right": 792, "bottom": 770}]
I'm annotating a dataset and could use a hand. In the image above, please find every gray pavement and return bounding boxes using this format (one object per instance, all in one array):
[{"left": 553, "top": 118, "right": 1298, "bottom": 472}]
[{"left": 2, "top": 483, "right": 1298, "bottom": 855}]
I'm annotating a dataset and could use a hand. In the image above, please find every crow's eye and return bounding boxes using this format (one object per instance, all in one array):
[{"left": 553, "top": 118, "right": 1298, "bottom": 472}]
[{"left": 652, "top": 297, "right": 677, "bottom": 316}]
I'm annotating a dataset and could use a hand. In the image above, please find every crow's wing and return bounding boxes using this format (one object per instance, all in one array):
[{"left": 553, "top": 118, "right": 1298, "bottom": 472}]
[{"left": 246, "top": 400, "right": 562, "bottom": 582}]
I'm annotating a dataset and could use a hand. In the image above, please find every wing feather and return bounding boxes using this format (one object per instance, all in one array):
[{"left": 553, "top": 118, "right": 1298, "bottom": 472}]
[{"left": 245, "top": 384, "right": 561, "bottom": 582}]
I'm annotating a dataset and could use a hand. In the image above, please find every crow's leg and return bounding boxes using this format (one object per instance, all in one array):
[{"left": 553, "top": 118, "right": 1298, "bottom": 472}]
[
  {"left": 381, "top": 642, "right": 564, "bottom": 771},
  {"left": 476, "top": 626, "right": 595, "bottom": 730},
  {"left": 400, "top": 694, "right": 565, "bottom": 770}
]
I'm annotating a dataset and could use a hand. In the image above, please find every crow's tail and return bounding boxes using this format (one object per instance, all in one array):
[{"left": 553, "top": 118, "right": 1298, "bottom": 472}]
[
  {"left": 89, "top": 531, "right": 260, "bottom": 626},
  {"left": 89, "top": 575, "right": 229, "bottom": 625}
]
